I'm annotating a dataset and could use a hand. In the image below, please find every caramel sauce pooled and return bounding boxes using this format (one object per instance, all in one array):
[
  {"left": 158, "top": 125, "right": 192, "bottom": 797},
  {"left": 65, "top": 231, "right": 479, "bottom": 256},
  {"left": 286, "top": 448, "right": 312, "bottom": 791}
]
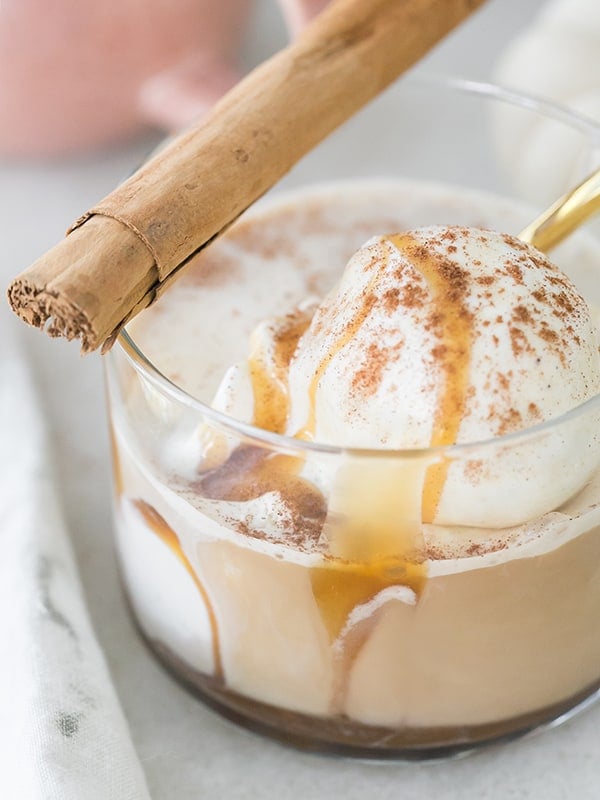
[
  {"left": 132, "top": 499, "right": 224, "bottom": 681},
  {"left": 388, "top": 233, "right": 473, "bottom": 523},
  {"left": 311, "top": 558, "right": 424, "bottom": 642},
  {"left": 312, "top": 453, "right": 427, "bottom": 710},
  {"left": 312, "top": 557, "right": 425, "bottom": 712},
  {"left": 315, "top": 455, "right": 427, "bottom": 629}
]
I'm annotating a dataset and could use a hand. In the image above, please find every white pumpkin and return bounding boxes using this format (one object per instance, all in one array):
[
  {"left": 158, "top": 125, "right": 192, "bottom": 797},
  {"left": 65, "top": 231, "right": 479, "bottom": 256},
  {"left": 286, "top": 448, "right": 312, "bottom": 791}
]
[{"left": 493, "top": 0, "right": 600, "bottom": 205}]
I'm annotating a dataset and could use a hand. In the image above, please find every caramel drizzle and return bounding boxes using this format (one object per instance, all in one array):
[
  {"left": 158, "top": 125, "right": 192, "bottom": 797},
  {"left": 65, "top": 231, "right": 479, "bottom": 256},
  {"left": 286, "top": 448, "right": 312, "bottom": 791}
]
[
  {"left": 247, "top": 244, "right": 426, "bottom": 712},
  {"left": 295, "top": 272, "right": 380, "bottom": 442},
  {"left": 247, "top": 267, "right": 380, "bottom": 441},
  {"left": 387, "top": 234, "right": 473, "bottom": 523},
  {"left": 242, "top": 242, "right": 433, "bottom": 712},
  {"left": 248, "top": 313, "right": 310, "bottom": 434},
  {"left": 312, "top": 447, "right": 427, "bottom": 710},
  {"left": 196, "top": 232, "right": 471, "bottom": 712},
  {"left": 132, "top": 499, "right": 224, "bottom": 681},
  {"left": 307, "top": 233, "right": 472, "bottom": 709},
  {"left": 312, "top": 549, "right": 425, "bottom": 711}
]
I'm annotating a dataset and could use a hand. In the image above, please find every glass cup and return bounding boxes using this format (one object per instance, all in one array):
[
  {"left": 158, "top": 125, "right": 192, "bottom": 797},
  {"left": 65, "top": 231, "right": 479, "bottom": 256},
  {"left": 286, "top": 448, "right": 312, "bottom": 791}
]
[{"left": 104, "top": 75, "right": 600, "bottom": 759}]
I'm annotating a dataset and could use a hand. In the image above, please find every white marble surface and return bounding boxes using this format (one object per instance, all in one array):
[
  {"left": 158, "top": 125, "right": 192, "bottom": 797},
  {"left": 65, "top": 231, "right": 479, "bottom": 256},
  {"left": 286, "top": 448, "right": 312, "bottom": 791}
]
[{"left": 2, "top": 0, "right": 600, "bottom": 797}]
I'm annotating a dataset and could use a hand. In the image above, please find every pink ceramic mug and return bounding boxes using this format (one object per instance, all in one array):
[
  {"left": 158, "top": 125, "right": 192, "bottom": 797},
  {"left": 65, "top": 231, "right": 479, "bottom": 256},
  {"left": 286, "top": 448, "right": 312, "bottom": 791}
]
[{"left": 0, "top": 0, "right": 327, "bottom": 157}]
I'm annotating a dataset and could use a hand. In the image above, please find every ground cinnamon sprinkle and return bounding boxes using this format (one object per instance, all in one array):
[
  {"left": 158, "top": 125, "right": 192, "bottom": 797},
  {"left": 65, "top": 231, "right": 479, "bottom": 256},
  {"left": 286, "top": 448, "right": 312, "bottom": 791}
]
[
  {"left": 430, "top": 343, "right": 448, "bottom": 361},
  {"left": 504, "top": 261, "right": 524, "bottom": 284},
  {"left": 501, "top": 232, "right": 531, "bottom": 253},
  {"left": 198, "top": 445, "right": 327, "bottom": 549},
  {"left": 513, "top": 305, "right": 533, "bottom": 324},
  {"left": 382, "top": 286, "right": 401, "bottom": 313},
  {"left": 181, "top": 251, "right": 242, "bottom": 288},
  {"left": 537, "top": 325, "right": 559, "bottom": 343},
  {"left": 439, "top": 228, "right": 458, "bottom": 242},
  {"left": 553, "top": 291, "right": 575, "bottom": 314},
  {"left": 232, "top": 227, "right": 299, "bottom": 261},
  {"left": 497, "top": 372, "right": 510, "bottom": 391},
  {"left": 399, "top": 281, "right": 428, "bottom": 309},
  {"left": 464, "top": 458, "right": 484, "bottom": 483},
  {"left": 528, "top": 402, "right": 542, "bottom": 418},
  {"left": 351, "top": 341, "right": 400, "bottom": 397},
  {"left": 509, "top": 326, "right": 533, "bottom": 358}
]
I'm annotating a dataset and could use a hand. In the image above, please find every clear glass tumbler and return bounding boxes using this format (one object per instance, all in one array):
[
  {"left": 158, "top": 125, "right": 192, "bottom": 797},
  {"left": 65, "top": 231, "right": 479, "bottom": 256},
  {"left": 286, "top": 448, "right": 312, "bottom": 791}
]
[{"left": 105, "top": 75, "right": 600, "bottom": 759}]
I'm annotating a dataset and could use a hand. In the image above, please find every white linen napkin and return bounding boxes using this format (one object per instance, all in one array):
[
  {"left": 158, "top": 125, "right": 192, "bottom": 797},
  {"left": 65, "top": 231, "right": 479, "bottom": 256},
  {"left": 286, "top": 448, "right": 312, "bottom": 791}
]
[{"left": 0, "top": 311, "right": 151, "bottom": 800}]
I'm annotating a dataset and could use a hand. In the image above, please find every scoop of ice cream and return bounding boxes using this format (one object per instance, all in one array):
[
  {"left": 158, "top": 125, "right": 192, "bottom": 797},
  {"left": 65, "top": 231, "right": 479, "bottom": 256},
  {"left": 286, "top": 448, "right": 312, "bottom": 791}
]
[
  {"left": 283, "top": 226, "right": 600, "bottom": 526},
  {"left": 203, "top": 225, "right": 600, "bottom": 528},
  {"left": 287, "top": 227, "right": 599, "bottom": 445}
]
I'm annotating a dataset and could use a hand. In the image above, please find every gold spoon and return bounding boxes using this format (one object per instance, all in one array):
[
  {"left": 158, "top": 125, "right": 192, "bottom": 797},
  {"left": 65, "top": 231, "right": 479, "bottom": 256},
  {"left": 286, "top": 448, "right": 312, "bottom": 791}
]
[{"left": 519, "top": 165, "right": 600, "bottom": 252}]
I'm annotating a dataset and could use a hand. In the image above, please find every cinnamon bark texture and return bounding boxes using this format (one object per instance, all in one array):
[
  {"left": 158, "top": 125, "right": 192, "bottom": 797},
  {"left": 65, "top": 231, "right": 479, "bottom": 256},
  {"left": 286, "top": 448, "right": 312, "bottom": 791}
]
[{"left": 7, "top": 0, "right": 486, "bottom": 352}]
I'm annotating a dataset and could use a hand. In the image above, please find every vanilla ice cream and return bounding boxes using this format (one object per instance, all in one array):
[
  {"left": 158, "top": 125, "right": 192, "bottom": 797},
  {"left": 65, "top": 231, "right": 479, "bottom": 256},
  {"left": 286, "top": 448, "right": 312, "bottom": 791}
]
[{"left": 209, "top": 225, "right": 600, "bottom": 526}]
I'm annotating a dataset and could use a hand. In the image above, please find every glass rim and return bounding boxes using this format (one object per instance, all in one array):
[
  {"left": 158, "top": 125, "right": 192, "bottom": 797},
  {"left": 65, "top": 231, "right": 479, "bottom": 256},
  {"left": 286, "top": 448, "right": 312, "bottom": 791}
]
[{"left": 116, "top": 73, "right": 600, "bottom": 460}]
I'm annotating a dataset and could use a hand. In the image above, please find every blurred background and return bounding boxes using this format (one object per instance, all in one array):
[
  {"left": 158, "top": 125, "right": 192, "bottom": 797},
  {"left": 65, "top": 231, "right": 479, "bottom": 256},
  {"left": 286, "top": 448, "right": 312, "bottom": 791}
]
[{"left": 1, "top": 0, "right": 599, "bottom": 795}]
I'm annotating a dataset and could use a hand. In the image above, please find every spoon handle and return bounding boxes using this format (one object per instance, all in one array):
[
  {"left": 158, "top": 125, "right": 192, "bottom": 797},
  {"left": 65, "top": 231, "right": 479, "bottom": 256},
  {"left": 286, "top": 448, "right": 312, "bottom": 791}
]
[{"left": 519, "top": 166, "right": 600, "bottom": 252}]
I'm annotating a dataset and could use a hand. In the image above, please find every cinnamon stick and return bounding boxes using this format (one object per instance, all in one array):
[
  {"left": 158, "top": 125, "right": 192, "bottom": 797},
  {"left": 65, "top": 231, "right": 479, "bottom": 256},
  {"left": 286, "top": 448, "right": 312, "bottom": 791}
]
[{"left": 7, "top": 0, "right": 486, "bottom": 352}]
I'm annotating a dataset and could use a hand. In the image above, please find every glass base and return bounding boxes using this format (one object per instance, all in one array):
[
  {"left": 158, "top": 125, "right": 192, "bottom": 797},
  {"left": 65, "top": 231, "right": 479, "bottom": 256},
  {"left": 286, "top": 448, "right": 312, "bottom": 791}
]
[{"left": 143, "top": 631, "right": 600, "bottom": 761}]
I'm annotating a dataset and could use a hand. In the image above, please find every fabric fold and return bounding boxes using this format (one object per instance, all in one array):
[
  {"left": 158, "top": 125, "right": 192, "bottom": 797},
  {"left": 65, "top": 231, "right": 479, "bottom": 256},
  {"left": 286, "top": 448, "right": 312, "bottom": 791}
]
[{"left": 0, "top": 313, "right": 151, "bottom": 800}]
